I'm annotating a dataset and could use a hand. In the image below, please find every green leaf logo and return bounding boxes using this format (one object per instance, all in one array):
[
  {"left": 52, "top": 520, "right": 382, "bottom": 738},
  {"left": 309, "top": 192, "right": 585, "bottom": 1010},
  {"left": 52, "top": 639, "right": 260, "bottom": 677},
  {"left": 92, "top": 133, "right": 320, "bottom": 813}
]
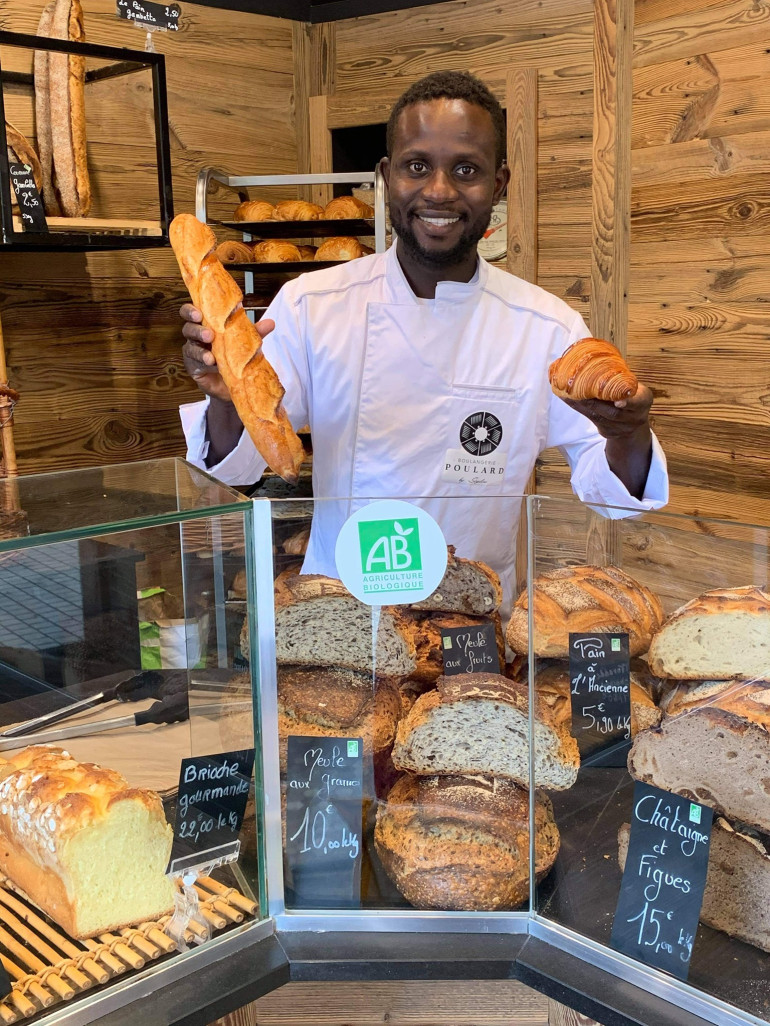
[{"left": 394, "top": 521, "right": 413, "bottom": 537}]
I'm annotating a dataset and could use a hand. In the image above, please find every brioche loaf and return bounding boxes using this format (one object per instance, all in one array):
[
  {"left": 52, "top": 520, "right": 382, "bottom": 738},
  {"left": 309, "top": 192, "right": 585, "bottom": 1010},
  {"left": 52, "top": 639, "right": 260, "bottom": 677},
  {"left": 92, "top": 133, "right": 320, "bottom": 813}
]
[
  {"left": 5, "top": 121, "right": 43, "bottom": 213},
  {"left": 628, "top": 680, "right": 770, "bottom": 833},
  {"left": 647, "top": 586, "right": 770, "bottom": 680},
  {"left": 404, "top": 611, "right": 505, "bottom": 684},
  {"left": 534, "top": 661, "right": 661, "bottom": 735},
  {"left": 375, "top": 773, "right": 559, "bottom": 910},
  {"left": 507, "top": 565, "right": 664, "bottom": 658},
  {"left": 274, "top": 574, "right": 416, "bottom": 676},
  {"left": 411, "top": 547, "right": 502, "bottom": 614},
  {"left": 619, "top": 817, "right": 770, "bottom": 954},
  {"left": 169, "top": 213, "right": 305, "bottom": 484},
  {"left": 323, "top": 195, "right": 374, "bottom": 219},
  {"left": 0, "top": 746, "right": 174, "bottom": 938},
  {"left": 392, "top": 673, "right": 579, "bottom": 790},
  {"left": 549, "top": 337, "right": 638, "bottom": 402}
]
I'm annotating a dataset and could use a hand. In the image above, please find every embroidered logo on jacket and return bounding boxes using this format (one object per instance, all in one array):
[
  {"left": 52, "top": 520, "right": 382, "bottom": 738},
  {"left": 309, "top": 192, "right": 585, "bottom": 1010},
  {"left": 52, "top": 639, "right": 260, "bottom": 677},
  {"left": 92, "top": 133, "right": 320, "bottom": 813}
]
[{"left": 459, "top": 411, "right": 503, "bottom": 456}]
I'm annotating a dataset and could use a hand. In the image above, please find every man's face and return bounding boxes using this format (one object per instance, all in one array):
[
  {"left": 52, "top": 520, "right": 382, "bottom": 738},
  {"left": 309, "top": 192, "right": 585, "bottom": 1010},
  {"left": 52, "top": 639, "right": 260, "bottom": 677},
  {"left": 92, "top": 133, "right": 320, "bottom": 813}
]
[{"left": 382, "top": 98, "right": 508, "bottom": 268}]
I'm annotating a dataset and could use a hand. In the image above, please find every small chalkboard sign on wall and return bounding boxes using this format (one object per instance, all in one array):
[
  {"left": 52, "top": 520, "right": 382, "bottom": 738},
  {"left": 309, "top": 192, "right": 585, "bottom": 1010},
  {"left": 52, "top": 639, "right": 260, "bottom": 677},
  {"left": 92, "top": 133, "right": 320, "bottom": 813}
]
[
  {"left": 611, "top": 781, "right": 713, "bottom": 980},
  {"left": 9, "top": 163, "right": 48, "bottom": 232},
  {"left": 568, "top": 632, "right": 631, "bottom": 763},
  {"left": 115, "top": 0, "right": 181, "bottom": 30},
  {"left": 441, "top": 622, "right": 500, "bottom": 676},
  {"left": 285, "top": 736, "right": 363, "bottom": 908}
]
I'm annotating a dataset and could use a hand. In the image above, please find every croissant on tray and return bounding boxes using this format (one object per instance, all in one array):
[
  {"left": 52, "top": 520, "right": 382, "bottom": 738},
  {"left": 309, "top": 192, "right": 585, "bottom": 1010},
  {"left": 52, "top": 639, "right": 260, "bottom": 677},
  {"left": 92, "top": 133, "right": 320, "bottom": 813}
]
[
  {"left": 273, "top": 200, "right": 324, "bottom": 222},
  {"left": 548, "top": 337, "right": 638, "bottom": 402},
  {"left": 214, "top": 240, "right": 253, "bottom": 264}
]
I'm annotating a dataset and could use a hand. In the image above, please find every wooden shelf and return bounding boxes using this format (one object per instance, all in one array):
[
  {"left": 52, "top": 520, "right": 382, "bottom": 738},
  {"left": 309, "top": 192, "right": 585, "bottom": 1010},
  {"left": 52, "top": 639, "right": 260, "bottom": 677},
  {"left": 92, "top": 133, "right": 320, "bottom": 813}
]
[{"left": 11, "top": 216, "right": 163, "bottom": 238}]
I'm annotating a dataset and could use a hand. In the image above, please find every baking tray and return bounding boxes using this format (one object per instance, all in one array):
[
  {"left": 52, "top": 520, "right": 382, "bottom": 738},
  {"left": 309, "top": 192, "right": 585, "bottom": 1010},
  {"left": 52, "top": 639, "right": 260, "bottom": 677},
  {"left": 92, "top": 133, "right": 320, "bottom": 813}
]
[
  {"left": 224, "top": 261, "right": 342, "bottom": 273},
  {"left": 212, "top": 218, "right": 375, "bottom": 238}
]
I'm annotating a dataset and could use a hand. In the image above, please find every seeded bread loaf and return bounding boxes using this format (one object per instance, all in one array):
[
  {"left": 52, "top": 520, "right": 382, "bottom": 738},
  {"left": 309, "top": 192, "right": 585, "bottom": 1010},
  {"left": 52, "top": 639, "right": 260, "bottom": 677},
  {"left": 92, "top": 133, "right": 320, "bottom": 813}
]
[
  {"left": 534, "top": 661, "right": 662, "bottom": 735},
  {"left": 0, "top": 746, "right": 174, "bottom": 938},
  {"left": 647, "top": 586, "right": 770, "bottom": 680},
  {"left": 628, "top": 680, "right": 770, "bottom": 833},
  {"left": 619, "top": 816, "right": 770, "bottom": 954},
  {"left": 374, "top": 773, "right": 559, "bottom": 910},
  {"left": 506, "top": 565, "right": 664, "bottom": 658},
  {"left": 403, "top": 610, "right": 505, "bottom": 684},
  {"left": 274, "top": 575, "right": 416, "bottom": 676},
  {"left": 411, "top": 548, "right": 502, "bottom": 615},
  {"left": 392, "top": 673, "right": 579, "bottom": 790}
]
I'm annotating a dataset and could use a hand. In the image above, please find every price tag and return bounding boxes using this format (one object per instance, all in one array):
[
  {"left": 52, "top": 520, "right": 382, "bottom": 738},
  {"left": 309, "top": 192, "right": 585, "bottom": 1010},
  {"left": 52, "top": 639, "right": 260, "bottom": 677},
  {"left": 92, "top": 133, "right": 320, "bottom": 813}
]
[
  {"left": 285, "top": 736, "right": 363, "bottom": 908},
  {"left": 168, "top": 748, "right": 255, "bottom": 872},
  {"left": 441, "top": 621, "right": 500, "bottom": 676},
  {"left": 9, "top": 163, "right": 48, "bottom": 232},
  {"left": 569, "top": 632, "right": 631, "bottom": 761},
  {"left": 611, "top": 782, "right": 712, "bottom": 980},
  {"left": 115, "top": 0, "right": 181, "bottom": 30}
]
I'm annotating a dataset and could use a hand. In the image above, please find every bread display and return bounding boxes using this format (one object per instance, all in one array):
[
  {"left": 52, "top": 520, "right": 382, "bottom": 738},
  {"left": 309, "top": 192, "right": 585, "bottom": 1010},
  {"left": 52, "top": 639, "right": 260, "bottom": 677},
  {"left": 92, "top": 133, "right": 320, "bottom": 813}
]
[
  {"left": 392, "top": 673, "right": 579, "bottom": 790},
  {"left": 5, "top": 121, "right": 43, "bottom": 212},
  {"left": 274, "top": 574, "right": 417, "bottom": 676},
  {"left": 252, "top": 240, "right": 302, "bottom": 263},
  {"left": 628, "top": 679, "right": 770, "bottom": 833},
  {"left": 234, "top": 199, "right": 275, "bottom": 222},
  {"left": 169, "top": 213, "right": 305, "bottom": 484},
  {"left": 534, "top": 661, "right": 662, "bottom": 735},
  {"left": 549, "top": 337, "right": 638, "bottom": 402},
  {"left": 0, "top": 746, "right": 174, "bottom": 938},
  {"left": 506, "top": 565, "right": 664, "bottom": 658},
  {"left": 214, "top": 240, "right": 253, "bottom": 264},
  {"left": 374, "top": 774, "right": 559, "bottom": 910},
  {"left": 36, "top": 0, "right": 91, "bottom": 217},
  {"left": 323, "top": 195, "right": 374, "bottom": 219},
  {"left": 405, "top": 611, "right": 505, "bottom": 685},
  {"left": 315, "top": 237, "right": 365, "bottom": 261},
  {"left": 411, "top": 548, "right": 501, "bottom": 614},
  {"left": 273, "top": 199, "right": 324, "bottom": 221},
  {"left": 647, "top": 586, "right": 770, "bottom": 680}
]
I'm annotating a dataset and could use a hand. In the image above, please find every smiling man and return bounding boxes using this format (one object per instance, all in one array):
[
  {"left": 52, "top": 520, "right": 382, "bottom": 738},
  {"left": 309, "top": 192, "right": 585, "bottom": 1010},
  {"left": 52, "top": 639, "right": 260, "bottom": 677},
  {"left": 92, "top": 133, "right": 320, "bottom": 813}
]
[{"left": 180, "top": 71, "right": 667, "bottom": 607}]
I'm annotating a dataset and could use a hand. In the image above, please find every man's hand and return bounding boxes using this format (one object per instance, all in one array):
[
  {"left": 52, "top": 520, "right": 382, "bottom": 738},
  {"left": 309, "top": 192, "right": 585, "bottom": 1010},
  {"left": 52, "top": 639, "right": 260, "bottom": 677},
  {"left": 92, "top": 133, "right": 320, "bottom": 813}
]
[{"left": 560, "top": 384, "right": 654, "bottom": 500}]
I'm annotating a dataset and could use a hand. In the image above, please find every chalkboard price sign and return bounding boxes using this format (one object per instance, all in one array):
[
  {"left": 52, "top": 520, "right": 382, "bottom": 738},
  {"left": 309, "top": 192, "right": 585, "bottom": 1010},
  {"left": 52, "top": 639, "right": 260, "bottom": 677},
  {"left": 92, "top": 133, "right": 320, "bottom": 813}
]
[
  {"left": 9, "top": 163, "right": 48, "bottom": 232},
  {"left": 441, "top": 622, "right": 500, "bottom": 676},
  {"left": 116, "top": 0, "right": 181, "bottom": 30},
  {"left": 611, "top": 781, "right": 713, "bottom": 980},
  {"left": 285, "top": 736, "right": 363, "bottom": 908},
  {"left": 168, "top": 748, "right": 255, "bottom": 871},
  {"left": 569, "top": 632, "right": 631, "bottom": 760}
]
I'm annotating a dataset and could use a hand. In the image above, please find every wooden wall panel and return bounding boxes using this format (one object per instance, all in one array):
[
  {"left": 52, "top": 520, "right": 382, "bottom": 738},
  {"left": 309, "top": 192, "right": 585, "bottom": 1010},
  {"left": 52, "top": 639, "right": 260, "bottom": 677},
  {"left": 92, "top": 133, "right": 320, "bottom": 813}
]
[{"left": 0, "top": 0, "right": 296, "bottom": 474}]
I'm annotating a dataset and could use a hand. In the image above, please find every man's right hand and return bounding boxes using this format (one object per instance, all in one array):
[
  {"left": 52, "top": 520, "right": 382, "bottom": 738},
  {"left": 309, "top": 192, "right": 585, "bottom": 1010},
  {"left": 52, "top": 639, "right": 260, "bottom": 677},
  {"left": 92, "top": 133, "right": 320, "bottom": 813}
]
[{"left": 181, "top": 303, "right": 231, "bottom": 402}]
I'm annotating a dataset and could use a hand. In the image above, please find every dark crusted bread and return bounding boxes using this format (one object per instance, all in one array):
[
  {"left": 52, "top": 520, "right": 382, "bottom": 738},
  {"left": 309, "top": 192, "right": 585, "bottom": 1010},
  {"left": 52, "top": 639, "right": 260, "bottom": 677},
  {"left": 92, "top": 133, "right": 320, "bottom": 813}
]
[
  {"left": 628, "top": 680, "right": 770, "bottom": 833},
  {"left": 647, "top": 585, "right": 770, "bottom": 680},
  {"left": 402, "top": 610, "right": 505, "bottom": 685},
  {"left": 274, "top": 575, "right": 416, "bottom": 676},
  {"left": 534, "top": 660, "right": 662, "bottom": 735},
  {"left": 391, "top": 673, "right": 579, "bottom": 790},
  {"left": 411, "top": 547, "right": 502, "bottom": 615},
  {"left": 374, "top": 773, "right": 559, "bottom": 910},
  {"left": 507, "top": 565, "right": 664, "bottom": 658},
  {"left": 619, "top": 817, "right": 770, "bottom": 954}
]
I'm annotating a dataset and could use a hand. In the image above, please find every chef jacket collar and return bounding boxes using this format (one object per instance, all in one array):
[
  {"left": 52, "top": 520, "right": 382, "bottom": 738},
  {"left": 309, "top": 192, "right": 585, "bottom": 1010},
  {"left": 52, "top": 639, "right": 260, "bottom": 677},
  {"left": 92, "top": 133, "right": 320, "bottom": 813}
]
[{"left": 386, "top": 239, "right": 488, "bottom": 305}]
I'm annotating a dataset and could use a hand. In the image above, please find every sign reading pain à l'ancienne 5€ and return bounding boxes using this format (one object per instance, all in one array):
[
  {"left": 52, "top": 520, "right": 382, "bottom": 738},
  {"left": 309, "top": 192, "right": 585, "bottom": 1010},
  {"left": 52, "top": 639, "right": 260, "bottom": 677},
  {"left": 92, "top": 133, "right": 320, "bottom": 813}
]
[{"left": 335, "top": 500, "right": 448, "bottom": 606}]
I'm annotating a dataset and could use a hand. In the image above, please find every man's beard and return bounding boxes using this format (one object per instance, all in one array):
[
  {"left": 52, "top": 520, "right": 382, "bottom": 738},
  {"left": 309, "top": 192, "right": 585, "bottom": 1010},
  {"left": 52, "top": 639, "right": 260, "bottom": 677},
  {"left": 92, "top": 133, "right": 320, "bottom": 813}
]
[{"left": 390, "top": 205, "right": 492, "bottom": 267}]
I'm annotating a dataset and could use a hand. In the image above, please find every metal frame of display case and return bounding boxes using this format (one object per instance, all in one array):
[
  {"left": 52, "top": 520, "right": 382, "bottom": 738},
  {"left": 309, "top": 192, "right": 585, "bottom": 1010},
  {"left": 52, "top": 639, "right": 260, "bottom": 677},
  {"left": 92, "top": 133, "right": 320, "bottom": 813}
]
[{"left": 0, "top": 30, "right": 173, "bottom": 251}]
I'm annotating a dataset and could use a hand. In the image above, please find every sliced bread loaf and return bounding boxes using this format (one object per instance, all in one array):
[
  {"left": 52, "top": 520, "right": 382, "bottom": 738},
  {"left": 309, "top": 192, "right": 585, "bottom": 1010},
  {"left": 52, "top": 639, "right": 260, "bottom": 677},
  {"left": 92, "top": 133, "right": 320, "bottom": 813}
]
[
  {"left": 411, "top": 547, "right": 502, "bottom": 614},
  {"left": 647, "top": 585, "right": 770, "bottom": 680},
  {"left": 274, "top": 575, "right": 416, "bottom": 676},
  {"left": 402, "top": 610, "right": 505, "bottom": 684},
  {"left": 391, "top": 673, "right": 579, "bottom": 790},
  {"left": 374, "top": 773, "right": 559, "bottom": 910}
]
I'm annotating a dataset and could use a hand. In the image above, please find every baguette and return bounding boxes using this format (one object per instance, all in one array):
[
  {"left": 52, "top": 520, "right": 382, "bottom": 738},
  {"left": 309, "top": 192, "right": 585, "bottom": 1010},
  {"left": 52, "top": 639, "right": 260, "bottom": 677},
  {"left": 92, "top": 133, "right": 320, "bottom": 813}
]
[
  {"left": 5, "top": 121, "right": 43, "bottom": 212},
  {"left": 47, "top": 0, "right": 91, "bottom": 216},
  {"left": 34, "top": 1, "right": 60, "bottom": 216},
  {"left": 169, "top": 213, "right": 305, "bottom": 484},
  {"left": 0, "top": 746, "right": 174, "bottom": 938}
]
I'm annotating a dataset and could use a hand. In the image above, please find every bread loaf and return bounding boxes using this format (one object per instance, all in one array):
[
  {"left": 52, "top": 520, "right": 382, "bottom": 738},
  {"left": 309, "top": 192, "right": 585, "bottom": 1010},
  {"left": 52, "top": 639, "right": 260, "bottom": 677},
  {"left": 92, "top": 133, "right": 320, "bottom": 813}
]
[
  {"left": 169, "top": 213, "right": 305, "bottom": 484},
  {"left": 619, "top": 817, "right": 770, "bottom": 954},
  {"left": 0, "top": 746, "right": 174, "bottom": 938},
  {"left": 323, "top": 195, "right": 374, "bottom": 219},
  {"left": 315, "top": 237, "right": 365, "bottom": 261},
  {"left": 628, "top": 680, "right": 770, "bottom": 833},
  {"left": 534, "top": 661, "right": 661, "bottom": 735},
  {"left": 273, "top": 199, "right": 323, "bottom": 221},
  {"left": 274, "top": 574, "right": 416, "bottom": 676},
  {"left": 5, "top": 121, "right": 43, "bottom": 212},
  {"left": 647, "top": 586, "right": 770, "bottom": 680},
  {"left": 392, "top": 673, "right": 579, "bottom": 790},
  {"left": 404, "top": 611, "right": 505, "bottom": 685},
  {"left": 411, "top": 548, "right": 502, "bottom": 615},
  {"left": 507, "top": 565, "right": 664, "bottom": 658},
  {"left": 549, "top": 337, "right": 638, "bottom": 402},
  {"left": 375, "top": 774, "right": 559, "bottom": 910},
  {"left": 34, "top": 2, "right": 60, "bottom": 215},
  {"left": 234, "top": 200, "right": 274, "bottom": 222}
]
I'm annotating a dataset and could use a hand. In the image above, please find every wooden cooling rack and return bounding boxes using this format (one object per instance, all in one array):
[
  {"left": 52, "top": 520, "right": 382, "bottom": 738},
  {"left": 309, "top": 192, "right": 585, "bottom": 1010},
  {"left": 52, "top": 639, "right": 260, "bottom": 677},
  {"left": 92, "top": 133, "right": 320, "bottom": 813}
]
[{"left": 0, "top": 875, "right": 257, "bottom": 1023}]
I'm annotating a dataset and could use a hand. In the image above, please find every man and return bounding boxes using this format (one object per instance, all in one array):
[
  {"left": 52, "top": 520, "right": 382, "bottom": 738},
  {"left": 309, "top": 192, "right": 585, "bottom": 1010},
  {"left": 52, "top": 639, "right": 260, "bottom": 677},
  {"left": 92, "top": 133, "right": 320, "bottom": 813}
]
[{"left": 180, "top": 71, "right": 667, "bottom": 606}]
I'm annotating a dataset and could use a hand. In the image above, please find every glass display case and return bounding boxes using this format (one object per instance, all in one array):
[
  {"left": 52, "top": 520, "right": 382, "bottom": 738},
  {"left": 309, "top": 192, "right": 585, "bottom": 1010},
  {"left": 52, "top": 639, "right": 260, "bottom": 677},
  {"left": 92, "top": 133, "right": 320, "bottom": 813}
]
[{"left": 0, "top": 459, "right": 269, "bottom": 1025}]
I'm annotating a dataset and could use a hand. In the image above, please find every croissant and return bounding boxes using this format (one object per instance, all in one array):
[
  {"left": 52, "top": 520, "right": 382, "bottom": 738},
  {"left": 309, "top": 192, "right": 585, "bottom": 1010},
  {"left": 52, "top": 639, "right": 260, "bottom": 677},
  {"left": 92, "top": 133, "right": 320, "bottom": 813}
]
[
  {"left": 169, "top": 214, "right": 305, "bottom": 484},
  {"left": 323, "top": 195, "right": 374, "bottom": 219},
  {"left": 214, "top": 240, "right": 253, "bottom": 264},
  {"left": 273, "top": 199, "right": 324, "bottom": 222},
  {"left": 252, "top": 240, "right": 302, "bottom": 263},
  {"left": 234, "top": 200, "right": 275, "bottom": 222},
  {"left": 315, "top": 237, "right": 365, "bottom": 261},
  {"left": 549, "top": 337, "right": 638, "bottom": 402}
]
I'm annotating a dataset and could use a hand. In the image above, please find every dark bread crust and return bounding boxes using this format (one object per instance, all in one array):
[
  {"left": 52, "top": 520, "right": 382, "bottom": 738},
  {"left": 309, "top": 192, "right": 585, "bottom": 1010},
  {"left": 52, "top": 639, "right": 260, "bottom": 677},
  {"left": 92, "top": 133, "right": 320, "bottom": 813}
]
[{"left": 403, "top": 610, "right": 505, "bottom": 685}]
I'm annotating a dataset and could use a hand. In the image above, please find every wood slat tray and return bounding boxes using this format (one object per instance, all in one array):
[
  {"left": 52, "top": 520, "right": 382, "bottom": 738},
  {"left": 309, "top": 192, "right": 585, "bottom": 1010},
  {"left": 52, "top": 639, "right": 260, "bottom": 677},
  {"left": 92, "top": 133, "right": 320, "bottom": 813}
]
[
  {"left": 212, "top": 218, "right": 374, "bottom": 238},
  {"left": 11, "top": 217, "right": 163, "bottom": 238},
  {"left": 0, "top": 874, "right": 256, "bottom": 1023}
]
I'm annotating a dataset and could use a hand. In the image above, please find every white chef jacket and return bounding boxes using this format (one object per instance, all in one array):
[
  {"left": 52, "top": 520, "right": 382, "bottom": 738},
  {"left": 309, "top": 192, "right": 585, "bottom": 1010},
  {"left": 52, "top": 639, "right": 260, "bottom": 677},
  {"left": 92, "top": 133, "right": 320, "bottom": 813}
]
[{"left": 182, "top": 243, "right": 668, "bottom": 610}]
